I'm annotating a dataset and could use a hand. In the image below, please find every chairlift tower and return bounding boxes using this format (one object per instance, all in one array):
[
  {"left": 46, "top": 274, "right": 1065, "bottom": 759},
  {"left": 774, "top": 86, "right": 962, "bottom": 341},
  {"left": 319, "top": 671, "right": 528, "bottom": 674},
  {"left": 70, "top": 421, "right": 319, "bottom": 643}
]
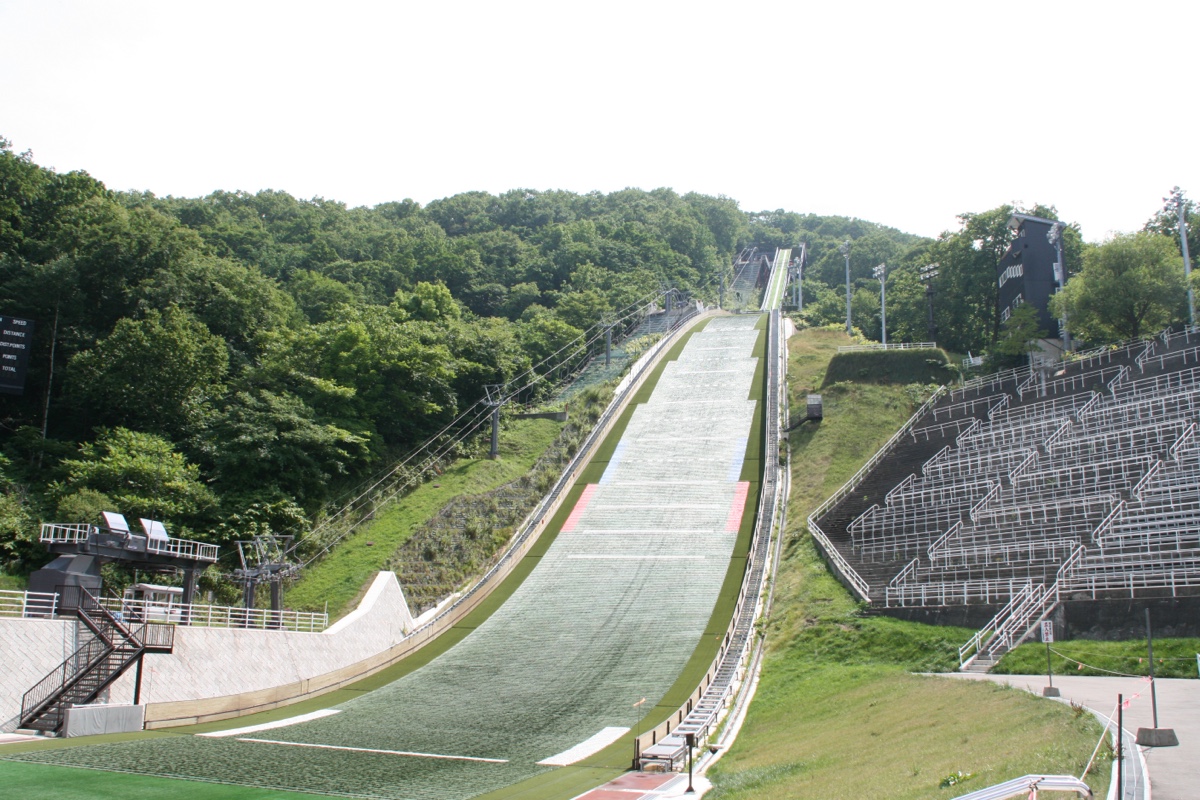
[
  {"left": 234, "top": 533, "right": 298, "bottom": 614},
  {"left": 484, "top": 383, "right": 507, "bottom": 459},
  {"left": 601, "top": 314, "right": 618, "bottom": 368}
]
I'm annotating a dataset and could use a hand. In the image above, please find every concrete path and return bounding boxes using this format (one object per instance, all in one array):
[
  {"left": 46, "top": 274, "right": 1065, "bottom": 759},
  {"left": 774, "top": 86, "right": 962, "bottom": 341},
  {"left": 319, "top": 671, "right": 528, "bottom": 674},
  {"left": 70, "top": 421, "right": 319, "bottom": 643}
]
[{"left": 944, "top": 673, "right": 1199, "bottom": 800}]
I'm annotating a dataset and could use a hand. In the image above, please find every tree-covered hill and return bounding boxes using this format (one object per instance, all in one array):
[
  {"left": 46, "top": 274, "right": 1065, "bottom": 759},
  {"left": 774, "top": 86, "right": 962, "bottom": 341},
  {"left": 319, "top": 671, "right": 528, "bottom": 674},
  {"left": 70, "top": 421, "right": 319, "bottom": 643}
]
[{"left": 2, "top": 135, "right": 1194, "bottom": 589}]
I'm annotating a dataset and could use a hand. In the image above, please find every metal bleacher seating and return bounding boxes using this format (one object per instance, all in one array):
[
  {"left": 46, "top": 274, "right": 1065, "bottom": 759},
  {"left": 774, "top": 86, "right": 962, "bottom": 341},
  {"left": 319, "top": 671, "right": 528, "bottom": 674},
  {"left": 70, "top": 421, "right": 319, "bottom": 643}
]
[{"left": 810, "top": 327, "right": 1200, "bottom": 667}]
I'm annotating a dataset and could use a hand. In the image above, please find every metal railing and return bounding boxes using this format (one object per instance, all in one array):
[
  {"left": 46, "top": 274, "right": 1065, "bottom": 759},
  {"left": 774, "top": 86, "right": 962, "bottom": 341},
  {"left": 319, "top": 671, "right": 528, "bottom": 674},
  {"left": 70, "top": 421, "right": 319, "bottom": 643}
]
[
  {"left": 100, "top": 598, "right": 328, "bottom": 633},
  {"left": 837, "top": 341, "right": 937, "bottom": 353},
  {"left": 0, "top": 589, "right": 59, "bottom": 618},
  {"left": 40, "top": 522, "right": 218, "bottom": 563},
  {"left": 958, "top": 582, "right": 1036, "bottom": 666}
]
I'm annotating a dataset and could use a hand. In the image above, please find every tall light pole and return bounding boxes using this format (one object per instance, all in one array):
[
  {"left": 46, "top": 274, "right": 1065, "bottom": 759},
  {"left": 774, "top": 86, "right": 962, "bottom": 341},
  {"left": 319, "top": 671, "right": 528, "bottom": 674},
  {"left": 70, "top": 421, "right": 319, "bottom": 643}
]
[
  {"left": 840, "top": 239, "right": 852, "bottom": 335},
  {"left": 1047, "top": 223, "right": 1072, "bottom": 352},
  {"left": 919, "top": 263, "right": 939, "bottom": 344},
  {"left": 1164, "top": 187, "right": 1194, "bottom": 327},
  {"left": 873, "top": 263, "right": 887, "bottom": 345}
]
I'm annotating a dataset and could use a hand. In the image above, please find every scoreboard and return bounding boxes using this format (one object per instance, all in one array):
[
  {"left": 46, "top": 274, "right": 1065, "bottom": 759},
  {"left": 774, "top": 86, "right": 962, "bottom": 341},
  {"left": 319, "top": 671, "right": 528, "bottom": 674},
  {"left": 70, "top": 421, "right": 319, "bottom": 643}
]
[{"left": 0, "top": 315, "right": 34, "bottom": 395}]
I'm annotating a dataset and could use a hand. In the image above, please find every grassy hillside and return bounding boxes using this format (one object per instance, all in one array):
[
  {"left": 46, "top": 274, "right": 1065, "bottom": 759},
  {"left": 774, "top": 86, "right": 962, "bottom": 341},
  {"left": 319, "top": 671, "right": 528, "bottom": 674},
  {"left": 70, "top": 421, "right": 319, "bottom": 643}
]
[
  {"left": 286, "top": 416, "right": 564, "bottom": 618},
  {"left": 822, "top": 347, "right": 956, "bottom": 387},
  {"left": 705, "top": 324, "right": 1111, "bottom": 799}
]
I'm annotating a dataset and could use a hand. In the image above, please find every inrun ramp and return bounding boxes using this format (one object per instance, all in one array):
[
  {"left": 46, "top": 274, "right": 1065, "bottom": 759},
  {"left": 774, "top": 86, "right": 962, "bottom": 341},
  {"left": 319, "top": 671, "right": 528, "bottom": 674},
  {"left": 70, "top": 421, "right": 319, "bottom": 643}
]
[{"left": 7, "top": 316, "right": 764, "bottom": 800}]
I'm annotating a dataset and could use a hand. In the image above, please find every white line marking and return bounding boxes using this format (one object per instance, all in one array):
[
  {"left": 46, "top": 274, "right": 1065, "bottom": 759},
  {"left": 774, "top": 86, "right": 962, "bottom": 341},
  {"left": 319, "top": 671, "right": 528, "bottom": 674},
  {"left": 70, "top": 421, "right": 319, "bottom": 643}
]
[
  {"left": 538, "top": 727, "right": 629, "bottom": 766},
  {"left": 566, "top": 555, "right": 707, "bottom": 560},
  {"left": 236, "top": 737, "right": 508, "bottom": 763},
  {"left": 197, "top": 709, "right": 341, "bottom": 737}
]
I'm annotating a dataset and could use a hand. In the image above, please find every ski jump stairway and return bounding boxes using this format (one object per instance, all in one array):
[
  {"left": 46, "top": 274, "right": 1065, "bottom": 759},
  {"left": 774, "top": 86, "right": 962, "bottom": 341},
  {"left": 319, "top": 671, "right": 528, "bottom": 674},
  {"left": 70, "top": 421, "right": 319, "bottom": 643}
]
[{"left": 19, "top": 587, "right": 174, "bottom": 734}]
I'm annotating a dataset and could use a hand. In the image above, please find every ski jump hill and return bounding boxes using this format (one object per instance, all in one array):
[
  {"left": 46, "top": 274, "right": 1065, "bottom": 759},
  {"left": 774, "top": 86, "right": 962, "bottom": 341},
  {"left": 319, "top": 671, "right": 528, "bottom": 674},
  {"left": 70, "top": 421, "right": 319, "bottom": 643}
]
[{"left": 1, "top": 284, "right": 788, "bottom": 799}]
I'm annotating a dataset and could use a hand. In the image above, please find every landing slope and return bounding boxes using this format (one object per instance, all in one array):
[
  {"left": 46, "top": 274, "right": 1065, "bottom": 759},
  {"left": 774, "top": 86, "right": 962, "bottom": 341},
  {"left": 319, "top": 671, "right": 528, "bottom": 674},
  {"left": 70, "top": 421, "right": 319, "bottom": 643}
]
[{"left": 8, "top": 316, "right": 764, "bottom": 800}]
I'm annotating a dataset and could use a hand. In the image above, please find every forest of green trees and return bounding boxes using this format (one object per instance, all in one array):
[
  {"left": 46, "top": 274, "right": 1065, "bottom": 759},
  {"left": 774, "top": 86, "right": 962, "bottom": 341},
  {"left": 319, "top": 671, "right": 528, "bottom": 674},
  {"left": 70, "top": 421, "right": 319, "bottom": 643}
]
[{"left": 1, "top": 136, "right": 1195, "bottom": 588}]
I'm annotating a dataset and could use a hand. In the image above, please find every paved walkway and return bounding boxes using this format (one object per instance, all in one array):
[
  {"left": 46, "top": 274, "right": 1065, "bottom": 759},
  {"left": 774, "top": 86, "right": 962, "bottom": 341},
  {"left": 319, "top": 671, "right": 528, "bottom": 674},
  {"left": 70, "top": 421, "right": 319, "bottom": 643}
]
[{"left": 944, "top": 673, "right": 1199, "bottom": 800}]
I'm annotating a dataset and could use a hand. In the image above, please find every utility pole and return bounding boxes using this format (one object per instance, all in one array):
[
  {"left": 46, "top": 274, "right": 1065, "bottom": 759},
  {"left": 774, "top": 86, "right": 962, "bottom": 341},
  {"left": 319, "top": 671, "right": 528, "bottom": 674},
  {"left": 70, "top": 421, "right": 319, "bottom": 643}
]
[
  {"left": 1047, "top": 223, "right": 1072, "bottom": 352},
  {"left": 873, "top": 263, "right": 887, "bottom": 345},
  {"left": 1165, "top": 187, "right": 1194, "bottom": 327},
  {"left": 919, "top": 263, "right": 939, "bottom": 344},
  {"left": 840, "top": 239, "right": 852, "bottom": 336}
]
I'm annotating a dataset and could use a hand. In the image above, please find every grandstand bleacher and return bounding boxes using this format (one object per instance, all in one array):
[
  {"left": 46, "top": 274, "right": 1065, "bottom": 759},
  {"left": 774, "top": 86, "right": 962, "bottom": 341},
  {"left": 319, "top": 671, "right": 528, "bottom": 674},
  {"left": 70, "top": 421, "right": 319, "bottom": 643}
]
[{"left": 810, "top": 327, "right": 1200, "bottom": 669}]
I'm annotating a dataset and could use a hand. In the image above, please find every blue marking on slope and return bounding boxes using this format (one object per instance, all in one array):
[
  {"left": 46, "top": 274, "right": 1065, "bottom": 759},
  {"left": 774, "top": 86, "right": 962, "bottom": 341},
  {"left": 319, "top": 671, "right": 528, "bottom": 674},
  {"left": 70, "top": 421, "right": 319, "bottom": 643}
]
[
  {"left": 601, "top": 441, "right": 627, "bottom": 484},
  {"left": 728, "top": 436, "right": 748, "bottom": 481}
]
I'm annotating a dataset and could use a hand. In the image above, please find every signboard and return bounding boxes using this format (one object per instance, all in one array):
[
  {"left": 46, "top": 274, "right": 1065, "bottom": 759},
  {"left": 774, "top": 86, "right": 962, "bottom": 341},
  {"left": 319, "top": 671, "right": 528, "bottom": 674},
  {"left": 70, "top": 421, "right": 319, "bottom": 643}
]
[
  {"left": 1041, "top": 620, "right": 1054, "bottom": 643},
  {"left": 0, "top": 315, "right": 35, "bottom": 395}
]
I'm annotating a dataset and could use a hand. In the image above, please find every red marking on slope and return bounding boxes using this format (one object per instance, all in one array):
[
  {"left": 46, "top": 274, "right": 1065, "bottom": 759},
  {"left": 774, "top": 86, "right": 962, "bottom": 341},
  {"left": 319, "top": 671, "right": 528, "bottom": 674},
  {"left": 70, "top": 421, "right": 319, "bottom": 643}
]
[
  {"left": 726, "top": 481, "right": 751, "bottom": 532},
  {"left": 562, "top": 484, "right": 598, "bottom": 532},
  {"left": 573, "top": 772, "right": 678, "bottom": 798}
]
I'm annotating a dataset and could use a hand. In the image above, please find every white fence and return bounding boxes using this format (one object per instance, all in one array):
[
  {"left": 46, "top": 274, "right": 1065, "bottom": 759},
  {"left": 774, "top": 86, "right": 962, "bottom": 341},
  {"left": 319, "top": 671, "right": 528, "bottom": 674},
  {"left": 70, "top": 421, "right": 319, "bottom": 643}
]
[
  {"left": 838, "top": 342, "right": 937, "bottom": 353},
  {"left": 101, "top": 598, "right": 329, "bottom": 633},
  {"left": 0, "top": 589, "right": 327, "bottom": 632},
  {"left": 0, "top": 589, "right": 58, "bottom": 618}
]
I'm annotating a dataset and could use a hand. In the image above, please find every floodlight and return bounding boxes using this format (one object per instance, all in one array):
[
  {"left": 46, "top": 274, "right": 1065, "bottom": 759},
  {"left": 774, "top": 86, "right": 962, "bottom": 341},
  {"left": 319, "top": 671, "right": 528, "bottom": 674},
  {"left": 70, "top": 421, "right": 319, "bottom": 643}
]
[
  {"left": 102, "top": 511, "right": 130, "bottom": 533},
  {"left": 140, "top": 518, "right": 169, "bottom": 542}
]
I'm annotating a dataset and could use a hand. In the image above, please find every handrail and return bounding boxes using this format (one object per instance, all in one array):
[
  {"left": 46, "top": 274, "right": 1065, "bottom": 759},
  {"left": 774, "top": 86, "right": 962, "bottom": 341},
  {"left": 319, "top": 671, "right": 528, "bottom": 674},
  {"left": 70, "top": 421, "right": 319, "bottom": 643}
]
[
  {"left": 1091, "top": 499, "right": 1127, "bottom": 546},
  {"left": 884, "top": 474, "right": 915, "bottom": 503},
  {"left": 969, "top": 484, "right": 1001, "bottom": 521},
  {"left": 910, "top": 417, "right": 978, "bottom": 442},
  {"left": 921, "top": 444, "right": 951, "bottom": 475},
  {"left": 1072, "top": 391, "right": 1101, "bottom": 420},
  {"left": 985, "top": 393, "right": 1010, "bottom": 419},
  {"left": 806, "top": 385, "right": 948, "bottom": 603},
  {"left": 958, "top": 582, "right": 1036, "bottom": 666},
  {"left": 809, "top": 523, "right": 872, "bottom": 600},
  {"left": 1131, "top": 460, "right": 1162, "bottom": 501},
  {"left": 888, "top": 558, "right": 919, "bottom": 587},
  {"left": 954, "top": 418, "right": 983, "bottom": 447},
  {"left": 20, "top": 636, "right": 111, "bottom": 725},
  {"left": 1006, "top": 450, "right": 1038, "bottom": 484},
  {"left": 846, "top": 504, "right": 880, "bottom": 535},
  {"left": 1042, "top": 418, "right": 1073, "bottom": 449},
  {"left": 1169, "top": 422, "right": 1196, "bottom": 461},
  {"left": 40, "top": 522, "right": 218, "bottom": 563},
  {"left": 927, "top": 521, "right": 963, "bottom": 559},
  {"left": 1106, "top": 364, "right": 1129, "bottom": 393}
]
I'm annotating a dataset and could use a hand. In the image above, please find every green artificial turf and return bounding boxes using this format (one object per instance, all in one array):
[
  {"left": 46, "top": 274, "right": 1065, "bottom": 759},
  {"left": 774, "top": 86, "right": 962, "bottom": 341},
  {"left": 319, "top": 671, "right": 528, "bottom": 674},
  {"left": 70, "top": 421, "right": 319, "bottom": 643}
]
[{"left": 3, "top": 311, "right": 765, "bottom": 800}]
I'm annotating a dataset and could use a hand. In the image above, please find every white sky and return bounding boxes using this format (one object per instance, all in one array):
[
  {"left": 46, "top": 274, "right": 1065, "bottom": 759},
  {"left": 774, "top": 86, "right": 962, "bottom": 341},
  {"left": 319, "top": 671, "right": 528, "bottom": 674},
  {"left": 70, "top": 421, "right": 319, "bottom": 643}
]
[{"left": 1, "top": 0, "right": 1195, "bottom": 243}]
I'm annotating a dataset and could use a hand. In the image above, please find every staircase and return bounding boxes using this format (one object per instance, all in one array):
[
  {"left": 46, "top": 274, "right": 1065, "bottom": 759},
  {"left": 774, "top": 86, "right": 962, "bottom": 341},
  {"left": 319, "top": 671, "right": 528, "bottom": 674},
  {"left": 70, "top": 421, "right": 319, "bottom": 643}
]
[
  {"left": 958, "top": 581, "right": 1058, "bottom": 672},
  {"left": 19, "top": 588, "right": 173, "bottom": 734}
]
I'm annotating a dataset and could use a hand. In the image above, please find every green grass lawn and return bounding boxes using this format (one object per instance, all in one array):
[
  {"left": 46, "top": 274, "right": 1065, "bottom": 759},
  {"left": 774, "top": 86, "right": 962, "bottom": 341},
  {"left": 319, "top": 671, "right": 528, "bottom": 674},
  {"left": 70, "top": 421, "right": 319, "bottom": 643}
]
[
  {"left": 0, "top": 571, "right": 25, "bottom": 590},
  {"left": 705, "top": 324, "right": 1112, "bottom": 799},
  {"left": 285, "top": 417, "right": 564, "bottom": 618},
  {"left": 995, "top": 637, "right": 1200, "bottom": 679}
]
